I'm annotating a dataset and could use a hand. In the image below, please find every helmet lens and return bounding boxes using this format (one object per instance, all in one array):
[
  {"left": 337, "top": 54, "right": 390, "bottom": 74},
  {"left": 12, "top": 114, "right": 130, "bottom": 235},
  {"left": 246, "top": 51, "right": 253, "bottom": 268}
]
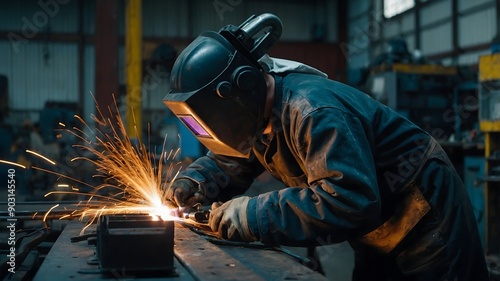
[{"left": 179, "top": 115, "right": 211, "bottom": 137}]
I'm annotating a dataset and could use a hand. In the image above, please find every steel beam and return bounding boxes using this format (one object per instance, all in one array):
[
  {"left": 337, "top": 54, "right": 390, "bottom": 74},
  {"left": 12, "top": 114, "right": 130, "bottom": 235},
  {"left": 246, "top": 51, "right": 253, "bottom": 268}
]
[
  {"left": 125, "top": 0, "right": 143, "bottom": 138},
  {"left": 94, "top": 0, "right": 119, "bottom": 120}
]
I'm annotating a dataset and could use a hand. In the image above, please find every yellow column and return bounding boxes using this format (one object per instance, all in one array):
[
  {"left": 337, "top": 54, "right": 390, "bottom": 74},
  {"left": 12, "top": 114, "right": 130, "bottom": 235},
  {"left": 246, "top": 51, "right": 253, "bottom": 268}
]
[{"left": 125, "top": 0, "right": 142, "bottom": 138}]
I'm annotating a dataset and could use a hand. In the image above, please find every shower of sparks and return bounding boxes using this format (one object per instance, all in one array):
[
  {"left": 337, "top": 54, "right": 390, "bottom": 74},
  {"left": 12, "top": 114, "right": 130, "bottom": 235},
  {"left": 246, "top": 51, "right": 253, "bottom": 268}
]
[
  {"left": 0, "top": 160, "right": 27, "bottom": 169},
  {"left": 1, "top": 94, "right": 184, "bottom": 230},
  {"left": 43, "top": 204, "right": 60, "bottom": 228},
  {"left": 26, "top": 150, "right": 56, "bottom": 166}
]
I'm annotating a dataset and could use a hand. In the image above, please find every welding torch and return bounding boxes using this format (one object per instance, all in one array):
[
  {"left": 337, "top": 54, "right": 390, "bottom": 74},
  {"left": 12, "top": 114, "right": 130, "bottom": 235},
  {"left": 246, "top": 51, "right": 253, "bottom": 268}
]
[{"left": 184, "top": 209, "right": 210, "bottom": 223}]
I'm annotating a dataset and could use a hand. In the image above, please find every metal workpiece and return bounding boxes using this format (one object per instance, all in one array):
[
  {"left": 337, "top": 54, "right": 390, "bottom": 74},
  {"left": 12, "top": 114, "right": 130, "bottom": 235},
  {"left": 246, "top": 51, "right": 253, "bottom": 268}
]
[
  {"left": 33, "top": 221, "right": 193, "bottom": 281},
  {"left": 96, "top": 214, "right": 175, "bottom": 273},
  {"left": 32, "top": 221, "right": 328, "bottom": 281}
]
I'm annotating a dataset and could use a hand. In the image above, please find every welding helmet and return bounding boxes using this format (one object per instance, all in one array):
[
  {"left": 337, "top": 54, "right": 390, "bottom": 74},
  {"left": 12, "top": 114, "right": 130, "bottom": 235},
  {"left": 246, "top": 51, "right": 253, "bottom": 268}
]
[{"left": 163, "top": 14, "right": 282, "bottom": 158}]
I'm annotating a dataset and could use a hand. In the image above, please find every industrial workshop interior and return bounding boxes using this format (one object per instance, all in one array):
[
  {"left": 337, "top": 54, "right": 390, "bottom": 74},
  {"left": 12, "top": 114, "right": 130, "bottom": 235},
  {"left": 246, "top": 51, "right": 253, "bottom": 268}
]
[{"left": 1, "top": 0, "right": 500, "bottom": 280}]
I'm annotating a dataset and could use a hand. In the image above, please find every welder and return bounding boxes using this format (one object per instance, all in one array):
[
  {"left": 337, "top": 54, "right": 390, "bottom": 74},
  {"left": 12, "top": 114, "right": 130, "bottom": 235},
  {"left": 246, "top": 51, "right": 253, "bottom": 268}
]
[{"left": 163, "top": 13, "right": 489, "bottom": 280}]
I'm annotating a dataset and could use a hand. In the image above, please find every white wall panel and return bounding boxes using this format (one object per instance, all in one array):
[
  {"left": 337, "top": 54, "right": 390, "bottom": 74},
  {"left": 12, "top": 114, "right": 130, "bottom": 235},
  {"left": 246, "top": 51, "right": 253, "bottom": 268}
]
[
  {"left": 2, "top": 41, "right": 78, "bottom": 111},
  {"left": 380, "top": 12, "right": 415, "bottom": 40},
  {"left": 0, "top": 41, "right": 78, "bottom": 124},
  {"left": 383, "top": 20, "right": 401, "bottom": 39},
  {"left": 458, "top": 0, "right": 495, "bottom": 13},
  {"left": 457, "top": 49, "right": 490, "bottom": 65},
  {"left": 420, "top": 22, "right": 452, "bottom": 55},
  {"left": 401, "top": 12, "right": 415, "bottom": 33},
  {"left": 458, "top": 8, "right": 496, "bottom": 48},
  {"left": 420, "top": 0, "right": 451, "bottom": 27}
]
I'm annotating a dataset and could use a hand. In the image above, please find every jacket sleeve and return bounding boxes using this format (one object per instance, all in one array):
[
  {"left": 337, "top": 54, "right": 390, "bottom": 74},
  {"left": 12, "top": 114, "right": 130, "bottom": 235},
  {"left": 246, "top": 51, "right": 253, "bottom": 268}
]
[
  {"left": 177, "top": 151, "right": 266, "bottom": 202},
  {"left": 247, "top": 107, "right": 381, "bottom": 246}
]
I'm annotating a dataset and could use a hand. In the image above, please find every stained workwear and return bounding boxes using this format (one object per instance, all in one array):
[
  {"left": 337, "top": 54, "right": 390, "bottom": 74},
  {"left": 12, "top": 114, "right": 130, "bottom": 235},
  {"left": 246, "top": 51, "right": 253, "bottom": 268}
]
[{"left": 175, "top": 71, "right": 489, "bottom": 280}]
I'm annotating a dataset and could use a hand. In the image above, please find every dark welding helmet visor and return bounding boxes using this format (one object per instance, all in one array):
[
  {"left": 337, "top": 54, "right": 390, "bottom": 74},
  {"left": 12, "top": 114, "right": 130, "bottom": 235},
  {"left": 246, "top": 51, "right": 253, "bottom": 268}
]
[
  {"left": 163, "top": 14, "right": 282, "bottom": 158},
  {"left": 163, "top": 32, "right": 267, "bottom": 158}
]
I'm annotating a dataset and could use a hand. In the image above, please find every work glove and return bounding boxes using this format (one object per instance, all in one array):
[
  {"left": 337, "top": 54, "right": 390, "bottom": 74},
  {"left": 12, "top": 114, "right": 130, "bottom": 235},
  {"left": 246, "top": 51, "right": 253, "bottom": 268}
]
[
  {"left": 165, "top": 178, "right": 204, "bottom": 209},
  {"left": 209, "top": 196, "right": 257, "bottom": 242}
]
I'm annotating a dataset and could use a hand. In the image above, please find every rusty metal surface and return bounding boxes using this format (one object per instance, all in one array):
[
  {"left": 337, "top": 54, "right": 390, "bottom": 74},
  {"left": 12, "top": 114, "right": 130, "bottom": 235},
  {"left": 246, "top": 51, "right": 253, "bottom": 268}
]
[
  {"left": 97, "top": 214, "right": 175, "bottom": 272},
  {"left": 94, "top": 0, "right": 118, "bottom": 119},
  {"left": 33, "top": 221, "right": 195, "bottom": 281},
  {"left": 33, "top": 221, "right": 328, "bottom": 281},
  {"left": 174, "top": 223, "right": 329, "bottom": 281},
  {"left": 173, "top": 224, "right": 266, "bottom": 281}
]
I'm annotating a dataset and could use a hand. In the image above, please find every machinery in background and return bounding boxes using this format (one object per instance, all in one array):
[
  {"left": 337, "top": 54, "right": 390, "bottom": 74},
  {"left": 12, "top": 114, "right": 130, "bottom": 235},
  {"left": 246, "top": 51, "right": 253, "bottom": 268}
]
[
  {"left": 478, "top": 52, "right": 500, "bottom": 258},
  {"left": 351, "top": 38, "right": 483, "bottom": 177},
  {"left": 360, "top": 39, "right": 467, "bottom": 142},
  {"left": 350, "top": 40, "right": 490, "bottom": 254},
  {"left": 38, "top": 101, "right": 78, "bottom": 145}
]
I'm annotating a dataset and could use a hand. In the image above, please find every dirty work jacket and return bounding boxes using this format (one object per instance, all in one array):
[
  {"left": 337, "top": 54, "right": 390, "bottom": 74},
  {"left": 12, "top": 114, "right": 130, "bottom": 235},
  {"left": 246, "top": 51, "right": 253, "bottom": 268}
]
[{"left": 177, "top": 73, "right": 488, "bottom": 279}]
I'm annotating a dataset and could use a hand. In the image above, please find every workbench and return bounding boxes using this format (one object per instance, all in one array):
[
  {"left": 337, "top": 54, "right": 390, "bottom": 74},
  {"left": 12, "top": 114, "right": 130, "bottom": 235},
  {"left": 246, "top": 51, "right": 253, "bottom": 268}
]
[{"left": 33, "top": 221, "right": 328, "bottom": 281}]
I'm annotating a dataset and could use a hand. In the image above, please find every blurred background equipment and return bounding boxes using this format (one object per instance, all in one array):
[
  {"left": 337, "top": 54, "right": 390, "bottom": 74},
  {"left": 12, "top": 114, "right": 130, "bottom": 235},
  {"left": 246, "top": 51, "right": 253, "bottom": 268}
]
[
  {"left": 479, "top": 51, "right": 500, "bottom": 260},
  {"left": 358, "top": 38, "right": 460, "bottom": 141}
]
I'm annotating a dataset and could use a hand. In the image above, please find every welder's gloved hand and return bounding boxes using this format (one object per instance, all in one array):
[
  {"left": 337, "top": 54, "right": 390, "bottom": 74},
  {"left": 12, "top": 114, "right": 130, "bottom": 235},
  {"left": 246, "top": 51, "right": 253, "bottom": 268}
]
[
  {"left": 209, "top": 196, "right": 257, "bottom": 242},
  {"left": 165, "top": 178, "right": 204, "bottom": 209}
]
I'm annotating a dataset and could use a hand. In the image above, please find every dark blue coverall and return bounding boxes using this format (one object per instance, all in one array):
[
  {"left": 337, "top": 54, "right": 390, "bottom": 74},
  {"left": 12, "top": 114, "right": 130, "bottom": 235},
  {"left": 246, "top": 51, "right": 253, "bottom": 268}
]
[{"left": 177, "top": 73, "right": 489, "bottom": 280}]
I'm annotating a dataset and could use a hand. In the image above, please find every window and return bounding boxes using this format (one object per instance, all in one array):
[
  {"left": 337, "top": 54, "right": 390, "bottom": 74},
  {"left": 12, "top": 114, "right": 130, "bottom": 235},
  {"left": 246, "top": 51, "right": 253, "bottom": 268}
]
[{"left": 384, "top": 0, "right": 414, "bottom": 18}]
